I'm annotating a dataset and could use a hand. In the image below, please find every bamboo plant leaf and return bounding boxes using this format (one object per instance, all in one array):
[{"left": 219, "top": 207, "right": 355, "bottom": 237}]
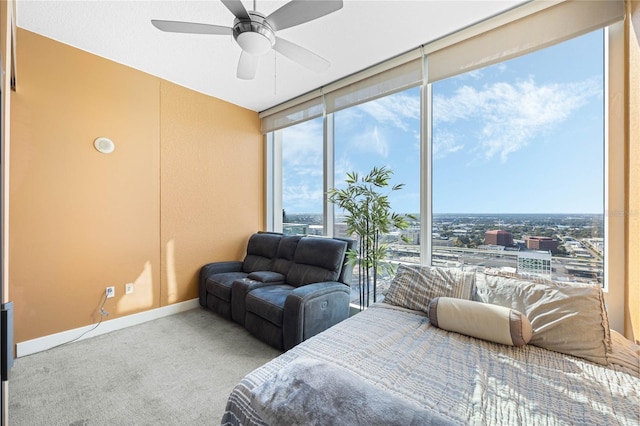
[{"left": 328, "top": 165, "right": 412, "bottom": 310}]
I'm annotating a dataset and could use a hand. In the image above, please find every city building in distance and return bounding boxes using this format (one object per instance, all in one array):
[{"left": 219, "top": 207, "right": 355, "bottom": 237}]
[
  {"left": 485, "top": 230, "right": 513, "bottom": 247},
  {"left": 284, "top": 212, "right": 605, "bottom": 305},
  {"left": 517, "top": 251, "right": 553, "bottom": 276},
  {"left": 526, "top": 236, "right": 560, "bottom": 254}
]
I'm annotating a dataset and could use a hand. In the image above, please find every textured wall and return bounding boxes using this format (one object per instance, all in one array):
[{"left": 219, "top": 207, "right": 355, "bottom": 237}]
[
  {"left": 9, "top": 29, "right": 262, "bottom": 343},
  {"left": 159, "top": 81, "right": 263, "bottom": 306}
]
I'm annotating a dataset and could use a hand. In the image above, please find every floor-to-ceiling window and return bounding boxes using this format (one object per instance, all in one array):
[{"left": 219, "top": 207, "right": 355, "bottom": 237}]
[
  {"left": 333, "top": 87, "right": 421, "bottom": 300},
  {"left": 279, "top": 117, "right": 325, "bottom": 235},
  {"left": 430, "top": 30, "right": 605, "bottom": 285},
  {"left": 333, "top": 87, "right": 421, "bottom": 250},
  {"left": 262, "top": 1, "right": 623, "bottom": 308}
]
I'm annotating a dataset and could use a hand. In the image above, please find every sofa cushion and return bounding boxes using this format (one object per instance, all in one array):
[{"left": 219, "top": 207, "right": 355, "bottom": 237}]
[
  {"left": 206, "top": 272, "right": 248, "bottom": 301},
  {"left": 272, "top": 236, "right": 302, "bottom": 275},
  {"left": 246, "top": 285, "right": 296, "bottom": 326},
  {"left": 287, "top": 238, "right": 347, "bottom": 287},
  {"left": 242, "top": 233, "right": 282, "bottom": 273}
]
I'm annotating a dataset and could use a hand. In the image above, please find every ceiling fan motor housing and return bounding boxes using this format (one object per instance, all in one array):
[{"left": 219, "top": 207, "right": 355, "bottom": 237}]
[{"left": 233, "top": 11, "right": 276, "bottom": 56}]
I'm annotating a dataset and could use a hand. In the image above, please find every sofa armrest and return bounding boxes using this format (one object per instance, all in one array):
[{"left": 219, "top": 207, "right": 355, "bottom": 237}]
[
  {"left": 199, "top": 261, "right": 243, "bottom": 307},
  {"left": 282, "top": 282, "right": 350, "bottom": 351},
  {"left": 231, "top": 277, "right": 285, "bottom": 325},
  {"left": 201, "top": 261, "right": 244, "bottom": 277}
]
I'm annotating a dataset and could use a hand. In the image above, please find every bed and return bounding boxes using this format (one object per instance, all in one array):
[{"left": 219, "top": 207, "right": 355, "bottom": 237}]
[{"left": 221, "top": 266, "right": 640, "bottom": 425}]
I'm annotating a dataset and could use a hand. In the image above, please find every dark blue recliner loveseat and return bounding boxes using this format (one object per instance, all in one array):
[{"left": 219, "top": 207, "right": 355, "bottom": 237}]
[{"left": 199, "top": 232, "right": 354, "bottom": 351}]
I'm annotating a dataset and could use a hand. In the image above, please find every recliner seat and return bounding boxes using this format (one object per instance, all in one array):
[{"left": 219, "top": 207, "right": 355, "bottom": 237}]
[
  {"left": 199, "top": 232, "right": 354, "bottom": 350},
  {"left": 244, "top": 237, "right": 351, "bottom": 350},
  {"left": 231, "top": 235, "right": 302, "bottom": 325},
  {"left": 199, "top": 232, "right": 282, "bottom": 319}
]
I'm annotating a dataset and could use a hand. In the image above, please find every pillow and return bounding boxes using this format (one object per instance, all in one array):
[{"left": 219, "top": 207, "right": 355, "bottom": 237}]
[
  {"left": 247, "top": 271, "right": 286, "bottom": 283},
  {"left": 384, "top": 264, "right": 475, "bottom": 313},
  {"left": 428, "top": 297, "right": 532, "bottom": 347},
  {"left": 608, "top": 330, "right": 640, "bottom": 375},
  {"left": 474, "top": 272, "right": 611, "bottom": 365},
  {"left": 480, "top": 268, "right": 560, "bottom": 285},
  {"left": 250, "top": 357, "right": 450, "bottom": 426}
]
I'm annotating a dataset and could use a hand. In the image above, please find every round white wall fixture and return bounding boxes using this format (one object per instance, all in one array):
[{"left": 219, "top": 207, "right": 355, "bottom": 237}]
[{"left": 94, "top": 137, "right": 115, "bottom": 154}]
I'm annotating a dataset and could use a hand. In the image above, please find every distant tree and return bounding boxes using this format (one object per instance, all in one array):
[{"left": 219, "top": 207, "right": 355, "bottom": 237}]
[
  {"left": 470, "top": 238, "right": 483, "bottom": 248},
  {"left": 456, "top": 236, "right": 471, "bottom": 247}
]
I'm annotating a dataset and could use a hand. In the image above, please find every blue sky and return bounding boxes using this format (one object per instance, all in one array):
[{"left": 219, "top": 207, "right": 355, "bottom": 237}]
[{"left": 282, "top": 30, "right": 604, "bottom": 216}]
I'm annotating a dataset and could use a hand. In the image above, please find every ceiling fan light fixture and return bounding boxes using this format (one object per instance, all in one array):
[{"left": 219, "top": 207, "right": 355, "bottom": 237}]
[
  {"left": 237, "top": 31, "right": 272, "bottom": 55},
  {"left": 232, "top": 11, "right": 276, "bottom": 56}
]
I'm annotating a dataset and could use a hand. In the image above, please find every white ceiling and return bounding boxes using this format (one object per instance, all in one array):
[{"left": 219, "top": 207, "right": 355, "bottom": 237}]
[{"left": 16, "top": 0, "right": 526, "bottom": 112}]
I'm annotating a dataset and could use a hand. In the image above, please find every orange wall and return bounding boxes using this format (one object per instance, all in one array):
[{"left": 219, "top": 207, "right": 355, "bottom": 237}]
[
  {"left": 160, "top": 82, "right": 263, "bottom": 305},
  {"left": 9, "top": 28, "right": 262, "bottom": 343}
]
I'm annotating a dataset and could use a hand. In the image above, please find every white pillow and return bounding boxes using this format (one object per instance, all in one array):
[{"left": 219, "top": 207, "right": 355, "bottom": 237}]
[
  {"left": 474, "top": 272, "right": 611, "bottom": 365},
  {"left": 428, "top": 297, "right": 532, "bottom": 347}
]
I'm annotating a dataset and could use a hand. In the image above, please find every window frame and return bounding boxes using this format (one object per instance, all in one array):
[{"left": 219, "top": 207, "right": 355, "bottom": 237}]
[{"left": 264, "top": 5, "right": 625, "bottom": 330}]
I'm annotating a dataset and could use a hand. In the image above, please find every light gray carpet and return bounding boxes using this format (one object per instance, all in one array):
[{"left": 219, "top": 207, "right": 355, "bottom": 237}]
[{"left": 8, "top": 308, "right": 282, "bottom": 425}]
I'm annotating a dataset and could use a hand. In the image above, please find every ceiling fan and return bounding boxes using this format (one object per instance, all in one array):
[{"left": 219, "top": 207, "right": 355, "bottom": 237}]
[{"left": 151, "top": 0, "right": 343, "bottom": 80}]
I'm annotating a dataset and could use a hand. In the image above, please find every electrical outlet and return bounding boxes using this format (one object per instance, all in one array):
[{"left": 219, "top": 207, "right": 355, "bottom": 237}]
[
  {"left": 106, "top": 286, "right": 115, "bottom": 298},
  {"left": 125, "top": 283, "right": 134, "bottom": 295}
]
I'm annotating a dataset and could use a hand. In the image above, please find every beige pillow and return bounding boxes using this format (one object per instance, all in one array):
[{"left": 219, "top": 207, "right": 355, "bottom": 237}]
[
  {"left": 384, "top": 264, "right": 475, "bottom": 313},
  {"left": 429, "top": 297, "right": 532, "bottom": 347},
  {"left": 474, "top": 272, "right": 611, "bottom": 365}
]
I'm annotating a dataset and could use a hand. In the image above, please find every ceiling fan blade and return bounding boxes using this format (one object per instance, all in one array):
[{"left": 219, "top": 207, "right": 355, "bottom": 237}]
[
  {"left": 274, "top": 37, "right": 329, "bottom": 72},
  {"left": 151, "top": 20, "right": 232, "bottom": 35},
  {"left": 237, "top": 51, "right": 260, "bottom": 80},
  {"left": 221, "top": 0, "right": 251, "bottom": 21},
  {"left": 267, "top": 0, "right": 343, "bottom": 31}
]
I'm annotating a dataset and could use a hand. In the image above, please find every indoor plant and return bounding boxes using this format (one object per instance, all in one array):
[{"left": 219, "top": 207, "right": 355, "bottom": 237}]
[{"left": 328, "top": 166, "right": 413, "bottom": 310}]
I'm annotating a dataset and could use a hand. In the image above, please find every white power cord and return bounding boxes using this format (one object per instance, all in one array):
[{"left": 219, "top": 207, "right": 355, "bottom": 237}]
[{"left": 44, "top": 292, "right": 110, "bottom": 352}]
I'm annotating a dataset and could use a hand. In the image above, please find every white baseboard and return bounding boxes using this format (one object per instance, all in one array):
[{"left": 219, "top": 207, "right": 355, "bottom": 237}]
[{"left": 16, "top": 298, "right": 201, "bottom": 357}]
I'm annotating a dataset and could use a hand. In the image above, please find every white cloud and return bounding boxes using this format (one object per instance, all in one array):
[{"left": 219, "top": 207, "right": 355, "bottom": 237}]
[
  {"left": 352, "top": 126, "right": 389, "bottom": 158},
  {"left": 356, "top": 93, "right": 420, "bottom": 132},
  {"left": 282, "top": 183, "right": 324, "bottom": 212},
  {"left": 433, "top": 130, "right": 464, "bottom": 159},
  {"left": 433, "top": 76, "right": 601, "bottom": 161},
  {"left": 281, "top": 119, "right": 323, "bottom": 166},
  {"left": 281, "top": 119, "right": 325, "bottom": 211}
]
